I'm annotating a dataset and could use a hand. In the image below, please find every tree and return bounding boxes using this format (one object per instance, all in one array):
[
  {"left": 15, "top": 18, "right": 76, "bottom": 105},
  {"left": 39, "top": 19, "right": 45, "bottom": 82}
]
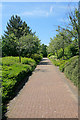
[
  {"left": 47, "top": 38, "right": 55, "bottom": 55},
  {"left": 4, "top": 15, "right": 32, "bottom": 39},
  {"left": 2, "top": 15, "right": 36, "bottom": 62},
  {"left": 57, "top": 8, "right": 79, "bottom": 54},
  {"left": 41, "top": 44, "right": 47, "bottom": 57},
  {"left": 56, "top": 28, "right": 72, "bottom": 59},
  {"left": 48, "top": 31, "right": 72, "bottom": 59},
  {"left": 2, "top": 34, "right": 18, "bottom": 57},
  {"left": 20, "top": 34, "right": 41, "bottom": 58}
]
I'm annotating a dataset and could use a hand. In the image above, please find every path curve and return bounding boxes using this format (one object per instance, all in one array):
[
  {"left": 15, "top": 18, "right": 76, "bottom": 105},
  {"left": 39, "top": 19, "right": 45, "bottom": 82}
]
[{"left": 7, "top": 58, "right": 78, "bottom": 118}]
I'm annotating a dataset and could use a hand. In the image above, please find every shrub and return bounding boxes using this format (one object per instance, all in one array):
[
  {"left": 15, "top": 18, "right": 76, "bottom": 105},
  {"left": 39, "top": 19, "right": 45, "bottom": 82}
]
[
  {"left": 2, "top": 57, "right": 37, "bottom": 101},
  {"left": 31, "top": 53, "right": 43, "bottom": 63},
  {"left": 57, "top": 48, "right": 63, "bottom": 59},
  {"left": 64, "top": 56, "right": 78, "bottom": 86},
  {"left": 50, "top": 55, "right": 57, "bottom": 60},
  {"left": 49, "top": 55, "right": 78, "bottom": 87},
  {"left": 47, "top": 53, "right": 53, "bottom": 58},
  {"left": 64, "top": 44, "right": 78, "bottom": 59},
  {"left": 22, "top": 57, "right": 36, "bottom": 70},
  {"left": 2, "top": 56, "right": 37, "bottom": 117}
]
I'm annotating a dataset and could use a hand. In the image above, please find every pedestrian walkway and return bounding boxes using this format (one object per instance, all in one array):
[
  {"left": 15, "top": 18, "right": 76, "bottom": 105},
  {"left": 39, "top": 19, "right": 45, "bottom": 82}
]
[{"left": 7, "top": 58, "right": 78, "bottom": 118}]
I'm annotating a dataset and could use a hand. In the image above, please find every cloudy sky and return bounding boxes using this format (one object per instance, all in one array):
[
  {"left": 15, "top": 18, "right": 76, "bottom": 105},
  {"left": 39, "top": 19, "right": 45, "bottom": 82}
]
[{"left": 1, "top": 2, "right": 78, "bottom": 45}]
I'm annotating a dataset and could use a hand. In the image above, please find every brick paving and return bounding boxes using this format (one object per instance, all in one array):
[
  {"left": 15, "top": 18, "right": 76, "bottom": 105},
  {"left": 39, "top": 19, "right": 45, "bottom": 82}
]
[{"left": 7, "top": 58, "right": 78, "bottom": 118}]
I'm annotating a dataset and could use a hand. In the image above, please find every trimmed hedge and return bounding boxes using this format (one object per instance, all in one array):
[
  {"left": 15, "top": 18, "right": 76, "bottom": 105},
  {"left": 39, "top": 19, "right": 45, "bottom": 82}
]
[
  {"left": 31, "top": 53, "right": 43, "bottom": 63},
  {"left": 2, "top": 56, "right": 37, "bottom": 117},
  {"left": 64, "top": 56, "right": 78, "bottom": 86},
  {"left": 49, "top": 55, "right": 78, "bottom": 87}
]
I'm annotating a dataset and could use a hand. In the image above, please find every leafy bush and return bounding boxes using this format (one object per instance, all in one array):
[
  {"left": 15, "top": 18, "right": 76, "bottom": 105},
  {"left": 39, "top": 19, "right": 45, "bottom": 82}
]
[
  {"left": 22, "top": 57, "right": 36, "bottom": 70},
  {"left": 2, "top": 57, "right": 37, "bottom": 101},
  {"left": 50, "top": 55, "right": 57, "bottom": 60},
  {"left": 57, "top": 48, "right": 63, "bottom": 59},
  {"left": 64, "top": 44, "right": 78, "bottom": 59},
  {"left": 64, "top": 56, "right": 78, "bottom": 86},
  {"left": 49, "top": 55, "right": 78, "bottom": 87},
  {"left": 47, "top": 53, "right": 53, "bottom": 58},
  {"left": 31, "top": 53, "right": 43, "bottom": 63},
  {"left": 50, "top": 56, "right": 66, "bottom": 67},
  {"left": 2, "top": 56, "right": 37, "bottom": 117},
  {"left": 59, "top": 60, "right": 67, "bottom": 72}
]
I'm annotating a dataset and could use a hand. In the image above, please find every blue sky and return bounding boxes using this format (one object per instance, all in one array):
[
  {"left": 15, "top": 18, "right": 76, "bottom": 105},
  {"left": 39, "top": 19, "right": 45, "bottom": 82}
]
[{"left": 1, "top": 2, "right": 78, "bottom": 45}]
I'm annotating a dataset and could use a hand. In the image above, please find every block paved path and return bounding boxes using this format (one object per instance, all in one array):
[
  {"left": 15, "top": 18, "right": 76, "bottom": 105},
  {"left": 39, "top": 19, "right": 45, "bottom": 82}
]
[{"left": 7, "top": 58, "right": 78, "bottom": 118}]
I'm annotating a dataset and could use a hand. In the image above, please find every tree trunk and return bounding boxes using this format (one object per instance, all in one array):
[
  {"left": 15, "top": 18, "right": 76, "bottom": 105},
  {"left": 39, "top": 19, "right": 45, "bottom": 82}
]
[
  {"left": 56, "top": 50, "right": 58, "bottom": 59},
  {"left": 19, "top": 55, "right": 21, "bottom": 63},
  {"left": 63, "top": 47, "right": 64, "bottom": 60},
  {"left": 19, "top": 51, "right": 21, "bottom": 63},
  {"left": 62, "top": 35, "right": 64, "bottom": 60}
]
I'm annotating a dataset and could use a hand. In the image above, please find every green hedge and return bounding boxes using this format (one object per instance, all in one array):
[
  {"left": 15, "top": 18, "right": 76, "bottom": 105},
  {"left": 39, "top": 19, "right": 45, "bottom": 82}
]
[
  {"left": 47, "top": 53, "right": 54, "bottom": 58},
  {"left": 2, "top": 56, "right": 37, "bottom": 117},
  {"left": 31, "top": 53, "right": 43, "bottom": 63},
  {"left": 49, "top": 55, "right": 78, "bottom": 87},
  {"left": 64, "top": 56, "right": 78, "bottom": 86}
]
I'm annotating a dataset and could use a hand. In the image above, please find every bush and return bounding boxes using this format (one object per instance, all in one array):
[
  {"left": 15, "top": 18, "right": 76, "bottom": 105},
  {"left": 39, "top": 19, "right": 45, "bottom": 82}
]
[
  {"left": 22, "top": 57, "right": 36, "bottom": 70},
  {"left": 57, "top": 48, "right": 63, "bottom": 59},
  {"left": 64, "top": 44, "right": 78, "bottom": 59},
  {"left": 64, "top": 56, "right": 78, "bottom": 86},
  {"left": 50, "top": 55, "right": 57, "bottom": 60},
  {"left": 2, "top": 56, "right": 37, "bottom": 117},
  {"left": 49, "top": 55, "right": 66, "bottom": 67},
  {"left": 47, "top": 53, "right": 53, "bottom": 58},
  {"left": 49, "top": 55, "right": 78, "bottom": 87},
  {"left": 2, "top": 57, "right": 37, "bottom": 101},
  {"left": 31, "top": 53, "right": 43, "bottom": 63}
]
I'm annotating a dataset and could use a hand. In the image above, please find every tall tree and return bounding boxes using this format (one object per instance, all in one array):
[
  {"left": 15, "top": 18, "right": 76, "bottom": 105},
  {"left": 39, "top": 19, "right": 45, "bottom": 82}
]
[
  {"left": 2, "top": 15, "right": 35, "bottom": 62},
  {"left": 17, "top": 34, "right": 41, "bottom": 59},
  {"left": 4, "top": 15, "right": 32, "bottom": 39},
  {"left": 56, "top": 29, "right": 72, "bottom": 59},
  {"left": 41, "top": 44, "right": 47, "bottom": 57},
  {"left": 58, "top": 8, "right": 79, "bottom": 52}
]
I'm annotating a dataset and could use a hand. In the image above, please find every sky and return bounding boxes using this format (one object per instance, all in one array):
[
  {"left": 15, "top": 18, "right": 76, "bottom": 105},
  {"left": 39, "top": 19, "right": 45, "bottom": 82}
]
[{"left": 1, "top": 2, "right": 78, "bottom": 45}]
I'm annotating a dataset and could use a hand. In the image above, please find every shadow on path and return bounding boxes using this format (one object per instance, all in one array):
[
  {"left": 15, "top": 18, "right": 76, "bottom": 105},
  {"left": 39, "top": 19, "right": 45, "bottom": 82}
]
[
  {"left": 39, "top": 61, "right": 52, "bottom": 65},
  {"left": 39, "top": 58, "right": 52, "bottom": 65}
]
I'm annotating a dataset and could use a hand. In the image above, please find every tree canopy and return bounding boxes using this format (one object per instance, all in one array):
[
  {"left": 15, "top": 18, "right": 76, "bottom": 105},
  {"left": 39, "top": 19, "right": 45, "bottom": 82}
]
[
  {"left": 47, "top": 8, "right": 79, "bottom": 60},
  {"left": 2, "top": 15, "right": 41, "bottom": 62}
]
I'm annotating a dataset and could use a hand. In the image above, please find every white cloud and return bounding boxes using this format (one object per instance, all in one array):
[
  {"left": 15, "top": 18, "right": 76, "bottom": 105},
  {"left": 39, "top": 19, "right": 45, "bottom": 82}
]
[
  {"left": 50, "top": 6, "right": 53, "bottom": 13},
  {"left": 22, "top": 9, "right": 48, "bottom": 16},
  {"left": 21, "top": 6, "right": 54, "bottom": 17}
]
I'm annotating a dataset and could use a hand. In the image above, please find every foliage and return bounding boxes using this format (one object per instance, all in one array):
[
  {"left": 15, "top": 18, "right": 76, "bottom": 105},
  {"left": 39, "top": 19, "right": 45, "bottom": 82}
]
[
  {"left": 48, "top": 31, "right": 72, "bottom": 59},
  {"left": 2, "top": 56, "right": 37, "bottom": 117},
  {"left": 21, "top": 35, "right": 41, "bottom": 58},
  {"left": 31, "top": 53, "right": 43, "bottom": 63},
  {"left": 48, "top": 8, "right": 79, "bottom": 61},
  {"left": 49, "top": 55, "right": 78, "bottom": 86},
  {"left": 64, "top": 56, "right": 78, "bottom": 86},
  {"left": 41, "top": 44, "right": 47, "bottom": 57},
  {"left": 22, "top": 57, "right": 36, "bottom": 70},
  {"left": 2, "top": 15, "right": 41, "bottom": 62},
  {"left": 4, "top": 15, "right": 33, "bottom": 39},
  {"left": 47, "top": 53, "right": 54, "bottom": 58},
  {"left": 47, "top": 38, "right": 55, "bottom": 55},
  {"left": 64, "top": 43, "right": 79, "bottom": 59},
  {"left": 49, "top": 56, "right": 61, "bottom": 66},
  {"left": 57, "top": 48, "right": 63, "bottom": 59}
]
